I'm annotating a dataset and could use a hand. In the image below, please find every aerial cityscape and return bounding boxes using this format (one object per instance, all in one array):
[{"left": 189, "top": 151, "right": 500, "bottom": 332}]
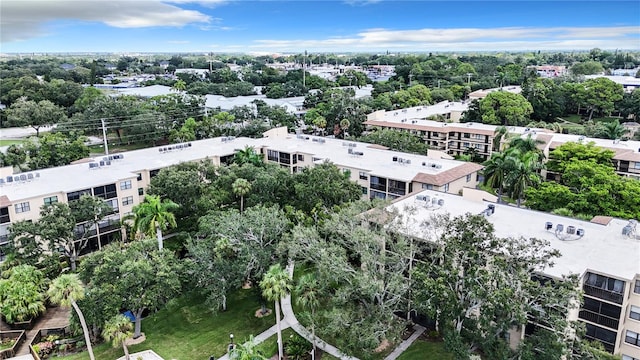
[{"left": 1, "top": 1, "right": 640, "bottom": 360}]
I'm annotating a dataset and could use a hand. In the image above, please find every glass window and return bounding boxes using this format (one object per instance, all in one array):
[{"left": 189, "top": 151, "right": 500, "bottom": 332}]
[
  {"left": 0, "top": 207, "right": 9, "bottom": 224},
  {"left": 138, "top": 188, "right": 144, "bottom": 196},
  {"left": 67, "top": 188, "right": 91, "bottom": 202},
  {"left": 626, "top": 330, "right": 640, "bottom": 346},
  {"left": 43, "top": 196, "right": 58, "bottom": 205},
  {"left": 297, "top": 154, "right": 304, "bottom": 161},
  {"left": 444, "top": 183, "right": 450, "bottom": 192},
  {"left": 466, "top": 174, "right": 472, "bottom": 182},
  {"left": 122, "top": 196, "right": 134, "bottom": 206},
  {"left": 634, "top": 162, "right": 640, "bottom": 170},
  {"left": 635, "top": 280, "right": 640, "bottom": 294},
  {"left": 15, "top": 202, "right": 30, "bottom": 213},
  {"left": 361, "top": 187, "right": 368, "bottom": 195},
  {"left": 359, "top": 172, "right": 368, "bottom": 180},
  {"left": 137, "top": 173, "right": 143, "bottom": 181},
  {"left": 120, "top": 180, "right": 132, "bottom": 190},
  {"left": 631, "top": 305, "right": 640, "bottom": 321},
  {"left": 422, "top": 184, "right": 433, "bottom": 190}
]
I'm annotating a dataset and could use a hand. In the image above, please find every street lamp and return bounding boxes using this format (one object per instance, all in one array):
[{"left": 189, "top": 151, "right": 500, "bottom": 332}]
[{"left": 228, "top": 333, "right": 234, "bottom": 352}]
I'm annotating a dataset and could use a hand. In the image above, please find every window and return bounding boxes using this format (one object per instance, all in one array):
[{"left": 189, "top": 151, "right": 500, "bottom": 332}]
[
  {"left": 43, "top": 196, "right": 58, "bottom": 205},
  {"left": 267, "top": 150, "right": 279, "bottom": 162},
  {"left": 422, "top": 184, "right": 433, "bottom": 190},
  {"left": 388, "top": 179, "right": 406, "bottom": 196},
  {"left": 94, "top": 184, "right": 117, "bottom": 199},
  {"left": 359, "top": 172, "right": 368, "bottom": 180},
  {"left": 466, "top": 174, "right": 472, "bottom": 182},
  {"left": 634, "top": 162, "right": 640, "bottom": 170},
  {"left": 635, "top": 280, "right": 640, "bottom": 294},
  {"left": 463, "top": 133, "right": 470, "bottom": 138},
  {"left": 444, "top": 184, "right": 449, "bottom": 192},
  {"left": 462, "top": 142, "right": 470, "bottom": 148},
  {"left": 137, "top": 173, "right": 143, "bottom": 181},
  {"left": 105, "top": 199, "right": 119, "bottom": 212},
  {"left": 15, "top": 202, "right": 30, "bottom": 213},
  {"left": 361, "top": 186, "right": 368, "bottom": 195},
  {"left": 138, "top": 188, "right": 144, "bottom": 196},
  {"left": 626, "top": 330, "right": 640, "bottom": 346},
  {"left": 67, "top": 188, "right": 91, "bottom": 202},
  {"left": 623, "top": 355, "right": 639, "bottom": 360},
  {"left": 120, "top": 180, "right": 132, "bottom": 190},
  {"left": 631, "top": 305, "right": 640, "bottom": 321},
  {"left": 122, "top": 196, "right": 134, "bottom": 206},
  {"left": 297, "top": 154, "right": 304, "bottom": 161},
  {"left": 0, "top": 207, "right": 10, "bottom": 224}
]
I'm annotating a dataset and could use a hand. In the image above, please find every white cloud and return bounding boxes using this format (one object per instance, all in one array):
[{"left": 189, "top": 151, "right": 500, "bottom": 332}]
[
  {"left": 251, "top": 26, "right": 640, "bottom": 52},
  {"left": 0, "top": 0, "right": 217, "bottom": 43}
]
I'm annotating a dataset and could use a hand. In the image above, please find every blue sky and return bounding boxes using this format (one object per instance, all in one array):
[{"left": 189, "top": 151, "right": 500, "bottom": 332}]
[{"left": 1, "top": 0, "right": 639, "bottom": 53}]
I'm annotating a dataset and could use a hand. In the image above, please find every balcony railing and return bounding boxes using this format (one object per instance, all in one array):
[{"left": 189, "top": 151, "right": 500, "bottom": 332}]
[
  {"left": 578, "top": 310, "right": 620, "bottom": 330},
  {"left": 583, "top": 284, "right": 624, "bottom": 304}
]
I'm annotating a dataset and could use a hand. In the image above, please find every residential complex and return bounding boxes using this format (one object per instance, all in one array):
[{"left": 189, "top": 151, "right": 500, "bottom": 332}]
[
  {"left": 364, "top": 103, "right": 640, "bottom": 178},
  {"left": 0, "top": 127, "right": 482, "bottom": 261},
  {"left": 390, "top": 188, "right": 640, "bottom": 358}
]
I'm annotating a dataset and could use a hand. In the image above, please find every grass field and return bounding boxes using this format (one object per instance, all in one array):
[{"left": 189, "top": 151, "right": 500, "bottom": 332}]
[
  {"left": 0, "top": 139, "right": 24, "bottom": 147},
  {"left": 395, "top": 339, "right": 454, "bottom": 360},
  {"left": 61, "top": 289, "right": 274, "bottom": 360}
]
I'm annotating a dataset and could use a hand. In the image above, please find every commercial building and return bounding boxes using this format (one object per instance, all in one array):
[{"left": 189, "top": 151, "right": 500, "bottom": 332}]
[
  {"left": 389, "top": 188, "right": 640, "bottom": 358},
  {"left": 0, "top": 128, "right": 482, "bottom": 261}
]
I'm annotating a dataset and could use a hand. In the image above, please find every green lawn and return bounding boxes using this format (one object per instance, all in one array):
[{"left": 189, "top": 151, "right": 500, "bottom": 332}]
[
  {"left": 60, "top": 289, "right": 275, "bottom": 360},
  {"left": 395, "top": 339, "right": 454, "bottom": 360},
  {"left": 0, "top": 139, "right": 24, "bottom": 147}
]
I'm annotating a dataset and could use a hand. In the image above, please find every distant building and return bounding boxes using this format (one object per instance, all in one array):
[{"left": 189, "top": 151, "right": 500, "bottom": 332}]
[
  {"left": 530, "top": 65, "right": 568, "bottom": 78},
  {"left": 60, "top": 63, "right": 75, "bottom": 71},
  {"left": 468, "top": 86, "right": 522, "bottom": 101}
]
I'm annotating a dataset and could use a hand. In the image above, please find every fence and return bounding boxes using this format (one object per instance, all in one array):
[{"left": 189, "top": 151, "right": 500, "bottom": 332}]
[{"left": 0, "top": 330, "right": 26, "bottom": 359}]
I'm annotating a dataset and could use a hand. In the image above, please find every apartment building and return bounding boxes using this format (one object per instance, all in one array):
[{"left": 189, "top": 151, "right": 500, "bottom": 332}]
[
  {"left": 0, "top": 128, "right": 482, "bottom": 260},
  {"left": 365, "top": 105, "right": 497, "bottom": 161},
  {"left": 389, "top": 188, "right": 640, "bottom": 358}
]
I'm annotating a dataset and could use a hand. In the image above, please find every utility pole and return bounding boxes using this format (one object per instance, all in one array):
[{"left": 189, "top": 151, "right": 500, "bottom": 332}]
[
  {"left": 303, "top": 50, "right": 307, "bottom": 88},
  {"left": 101, "top": 119, "right": 109, "bottom": 155},
  {"left": 466, "top": 73, "right": 472, "bottom": 84}
]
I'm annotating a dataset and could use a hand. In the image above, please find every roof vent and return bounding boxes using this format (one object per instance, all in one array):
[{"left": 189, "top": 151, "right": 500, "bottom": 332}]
[{"left": 545, "top": 222, "right": 553, "bottom": 230}]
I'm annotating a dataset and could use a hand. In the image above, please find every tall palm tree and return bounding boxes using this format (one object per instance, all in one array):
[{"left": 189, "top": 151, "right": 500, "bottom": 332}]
[
  {"left": 47, "top": 274, "right": 95, "bottom": 360},
  {"left": 132, "top": 195, "right": 179, "bottom": 250},
  {"left": 492, "top": 125, "right": 508, "bottom": 152},
  {"left": 505, "top": 151, "right": 544, "bottom": 207},
  {"left": 508, "top": 134, "right": 545, "bottom": 156},
  {"left": 229, "top": 335, "right": 267, "bottom": 360},
  {"left": 482, "top": 151, "right": 511, "bottom": 203},
  {"left": 313, "top": 116, "right": 327, "bottom": 136},
  {"left": 102, "top": 314, "right": 133, "bottom": 360},
  {"left": 260, "top": 264, "right": 292, "bottom": 360},
  {"left": 172, "top": 79, "right": 187, "bottom": 92},
  {"left": 295, "top": 273, "right": 321, "bottom": 359},
  {"left": 232, "top": 178, "right": 252, "bottom": 213}
]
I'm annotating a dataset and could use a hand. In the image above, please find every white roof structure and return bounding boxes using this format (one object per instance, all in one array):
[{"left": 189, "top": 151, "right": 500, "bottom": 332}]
[
  {"left": 389, "top": 189, "right": 640, "bottom": 281},
  {"left": 115, "top": 85, "right": 178, "bottom": 98},
  {"left": 204, "top": 95, "right": 299, "bottom": 114}
]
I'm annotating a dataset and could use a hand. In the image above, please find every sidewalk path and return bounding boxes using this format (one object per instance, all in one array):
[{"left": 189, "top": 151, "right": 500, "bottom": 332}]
[
  {"left": 216, "top": 321, "right": 291, "bottom": 360},
  {"left": 383, "top": 324, "right": 426, "bottom": 360}
]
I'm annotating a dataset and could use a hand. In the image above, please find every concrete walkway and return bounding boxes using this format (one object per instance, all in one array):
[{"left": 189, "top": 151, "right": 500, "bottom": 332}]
[
  {"left": 212, "top": 261, "right": 424, "bottom": 360},
  {"left": 383, "top": 324, "right": 426, "bottom": 360}
]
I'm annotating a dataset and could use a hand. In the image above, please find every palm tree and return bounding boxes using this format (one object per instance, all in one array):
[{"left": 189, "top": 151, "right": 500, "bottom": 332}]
[
  {"left": 295, "top": 273, "right": 321, "bottom": 359},
  {"left": 234, "top": 146, "right": 263, "bottom": 167},
  {"left": 601, "top": 120, "right": 627, "bottom": 140},
  {"left": 482, "top": 151, "right": 511, "bottom": 203},
  {"left": 313, "top": 116, "right": 327, "bottom": 136},
  {"left": 102, "top": 314, "right": 133, "bottom": 360},
  {"left": 132, "top": 195, "right": 179, "bottom": 250},
  {"left": 492, "top": 125, "right": 508, "bottom": 152},
  {"left": 508, "top": 134, "right": 545, "bottom": 155},
  {"left": 47, "top": 274, "right": 95, "bottom": 360},
  {"left": 172, "top": 79, "right": 186, "bottom": 92},
  {"left": 260, "top": 264, "right": 292, "bottom": 360},
  {"left": 232, "top": 178, "right": 252, "bottom": 213},
  {"left": 505, "top": 151, "right": 544, "bottom": 207},
  {"left": 229, "top": 335, "right": 267, "bottom": 360}
]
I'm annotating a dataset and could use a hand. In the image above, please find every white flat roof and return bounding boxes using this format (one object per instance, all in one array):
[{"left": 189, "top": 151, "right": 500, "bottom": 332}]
[
  {"left": 390, "top": 190, "right": 640, "bottom": 281},
  {"left": 1, "top": 134, "right": 477, "bottom": 202}
]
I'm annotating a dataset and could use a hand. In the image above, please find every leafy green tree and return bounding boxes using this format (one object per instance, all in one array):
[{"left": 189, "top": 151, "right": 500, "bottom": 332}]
[
  {"left": 79, "top": 240, "right": 183, "bottom": 339},
  {"left": 260, "top": 264, "right": 292, "bottom": 360},
  {"left": 478, "top": 91, "right": 533, "bottom": 126},
  {"left": 21, "top": 131, "right": 90, "bottom": 170},
  {"left": 48, "top": 274, "right": 96, "bottom": 360},
  {"left": 358, "top": 128, "right": 429, "bottom": 155},
  {"left": 37, "top": 195, "right": 112, "bottom": 271},
  {"left": 412, "top": 214, "right": 579, "bottom": 359},
  {"left": 132, "top": 195, "right": 179, "bottom": 250},
  {"left": 546, "top": 142, "right": 615, "bottom": 174},
  {"left": 232, "top": 178, "right": 252, "bottom": 213},
  {"left": 229, "top": 335, "right": 267, "bottom": 360},
  {"left": 6, "top": 98, "right": 67, "bottom": 136},
  {"left": 0, "top": 265, "right": 47, "bottom": 324},
  {"left": 521, "top": 77, "right": 566, "bottom": 122},
  {"left": 0, "top": 144, "right": 27, "bottom": 170},
  {"left": 172, "top": 79, "right": 187, "bottom": 92},
  {"left": 292, "top": 162, "right": 362, "bottom": 218},
  {"left": 570, "top": 61, "right": 604, "bottom": 76},
  {"left": 579, "top": 78, "right": 624, "bottom": 120},
  {"left": 618, "top": 89, "right": 640, "bottom": 121},
  {"left": 102, "top": 314, "right": 133, "bottom": 360}
]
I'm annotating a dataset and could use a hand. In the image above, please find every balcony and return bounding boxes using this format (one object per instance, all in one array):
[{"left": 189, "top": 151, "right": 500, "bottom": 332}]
[
  {"left": 578, "top": 310, "right": 619, "bottom": 330},
  {"left": 583, "top": 284, "right": 624, "bottom": 304}
]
